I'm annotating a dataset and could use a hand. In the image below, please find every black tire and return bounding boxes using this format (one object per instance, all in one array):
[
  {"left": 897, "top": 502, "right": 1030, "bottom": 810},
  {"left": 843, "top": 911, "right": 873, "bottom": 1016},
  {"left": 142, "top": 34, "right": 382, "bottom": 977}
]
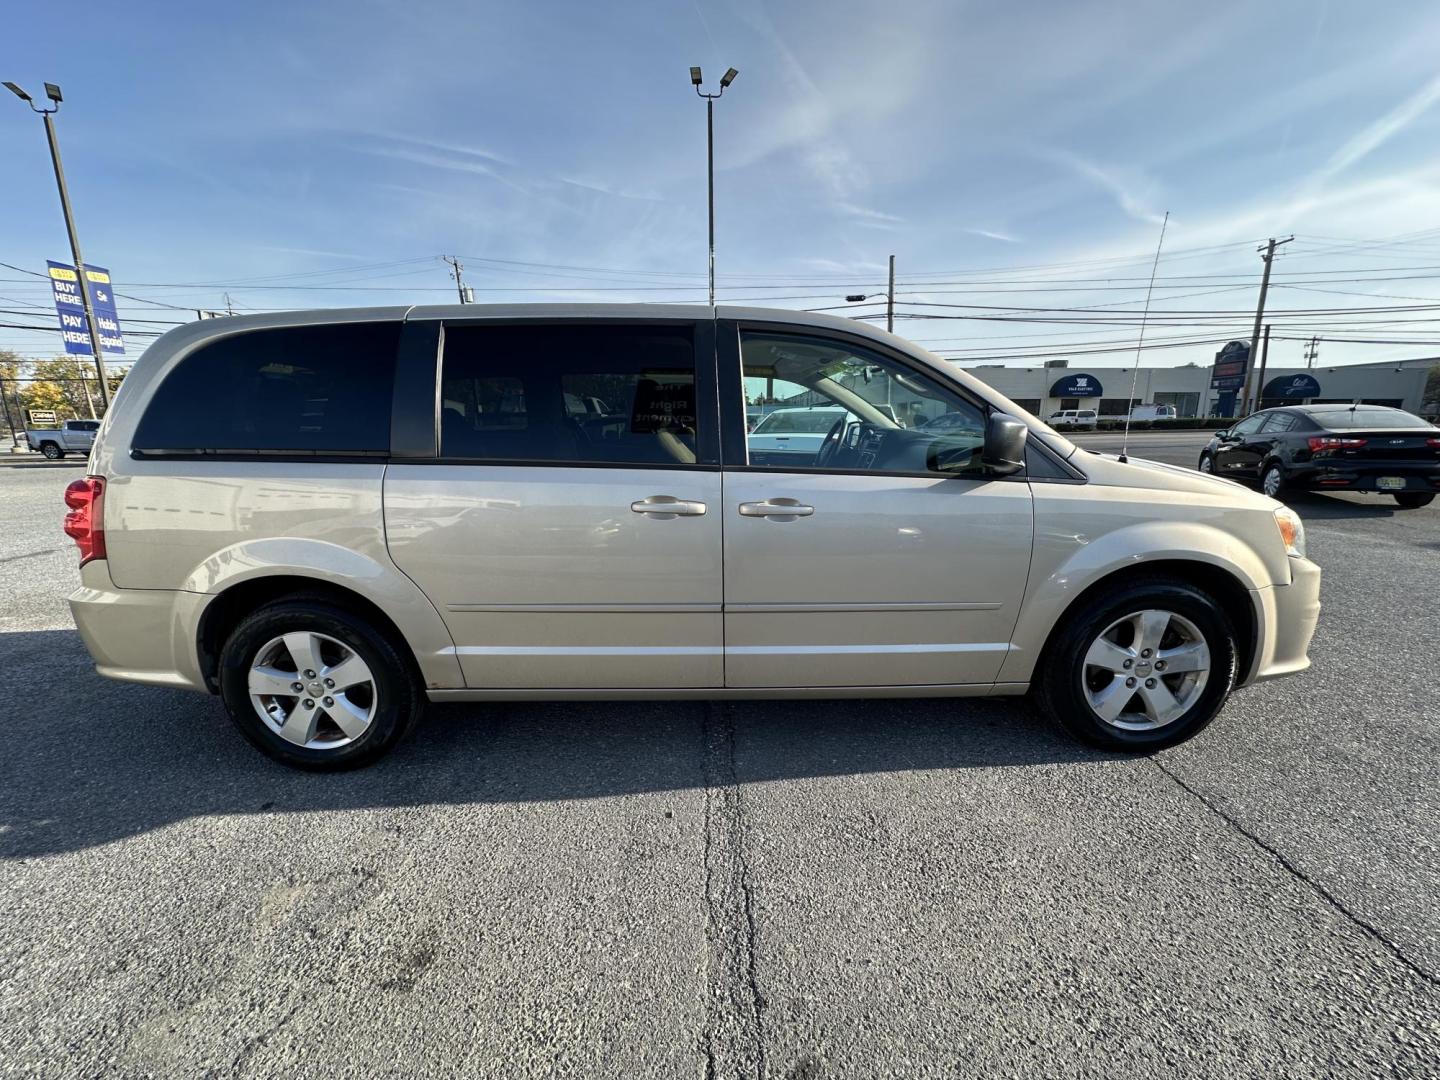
[
  {"left": 1197, "top": 452, "right": 1214, "bottom": 474},
  {"left": 1261, "top": 461, "right": 1286, "bottom": 499},
  {"left": 1394, "top": 492, "right": 1434, "bottom": 509},
  {"left": 1034, "top": 576, "right": 1239, "bottom": 752},
  {"left": 40, "top": 442, "right": 63, "bottom": 460},
  {"left": 218, "top": 598, "right": 424, "bottom": 770}
]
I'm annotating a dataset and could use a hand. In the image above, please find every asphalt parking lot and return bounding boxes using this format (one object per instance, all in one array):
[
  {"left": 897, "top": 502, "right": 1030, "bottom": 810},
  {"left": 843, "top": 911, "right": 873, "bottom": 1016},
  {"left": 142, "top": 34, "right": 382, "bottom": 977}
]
[{"left": 1, "top": 437, "right": 1437, "bottom": 1078}]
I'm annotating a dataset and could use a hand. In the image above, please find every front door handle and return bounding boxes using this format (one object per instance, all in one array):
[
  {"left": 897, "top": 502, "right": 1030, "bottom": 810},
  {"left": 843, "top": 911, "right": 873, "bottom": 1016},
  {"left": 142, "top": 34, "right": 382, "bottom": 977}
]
[
  {"left": 738, "top": 499, "right": 814, "bottom": 519},
  {"left": 631, "top": 495, "right": 707, "bottom": 519}
]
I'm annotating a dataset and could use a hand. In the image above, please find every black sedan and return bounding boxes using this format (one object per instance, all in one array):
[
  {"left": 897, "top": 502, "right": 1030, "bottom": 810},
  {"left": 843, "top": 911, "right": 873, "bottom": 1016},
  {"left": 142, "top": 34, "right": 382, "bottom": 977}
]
[{"left": 1198, "top": 404, "right": 1440, "bottom": 509}]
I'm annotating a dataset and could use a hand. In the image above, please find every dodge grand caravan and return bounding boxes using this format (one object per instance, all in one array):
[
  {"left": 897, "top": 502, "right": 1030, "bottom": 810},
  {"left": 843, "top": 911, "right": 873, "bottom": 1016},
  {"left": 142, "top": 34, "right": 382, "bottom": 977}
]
[{"left": 67, "top": 305, "right": 1321, "bottom": 769}]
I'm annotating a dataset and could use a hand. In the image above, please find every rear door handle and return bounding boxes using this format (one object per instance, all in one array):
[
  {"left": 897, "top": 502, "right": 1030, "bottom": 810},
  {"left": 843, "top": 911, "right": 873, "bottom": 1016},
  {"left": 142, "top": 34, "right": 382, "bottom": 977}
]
[
  {"left": 738, "top": 499, "right": 814, "bottom": 519},
  {"left": 630, "top": 495, "right": 707, "bottom": 519}
]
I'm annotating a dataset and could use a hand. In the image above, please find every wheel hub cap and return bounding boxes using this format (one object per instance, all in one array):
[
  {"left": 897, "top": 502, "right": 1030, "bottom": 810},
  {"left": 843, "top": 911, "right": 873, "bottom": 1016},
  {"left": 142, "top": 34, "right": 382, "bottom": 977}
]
[
  {"left": 1081, "top": 608, "right": 1211, "bottom": 732},
  {"left": 247, "top": 631, "right": 378, "bottom": 749}
]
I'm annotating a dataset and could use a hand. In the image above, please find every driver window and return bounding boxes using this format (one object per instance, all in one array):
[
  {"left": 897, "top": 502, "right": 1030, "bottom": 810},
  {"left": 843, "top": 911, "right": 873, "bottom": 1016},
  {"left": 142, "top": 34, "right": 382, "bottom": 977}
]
[{"left": 740, "top": 332, "right": 988, "bottom": 476}]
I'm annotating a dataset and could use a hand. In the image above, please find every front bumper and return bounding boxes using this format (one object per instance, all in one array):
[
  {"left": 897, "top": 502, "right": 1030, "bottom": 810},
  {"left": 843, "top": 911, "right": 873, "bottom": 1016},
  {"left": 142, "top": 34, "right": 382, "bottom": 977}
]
[
  {"left": 68, "top": 560, "right": 209, "bottom": 691},
  {"left": 1244, "top": 556, "right": 1321, "bottom": 685}
]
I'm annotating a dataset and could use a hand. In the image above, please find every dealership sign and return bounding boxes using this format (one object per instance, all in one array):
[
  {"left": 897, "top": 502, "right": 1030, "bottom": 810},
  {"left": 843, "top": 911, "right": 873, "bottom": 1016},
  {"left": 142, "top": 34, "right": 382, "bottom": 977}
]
[
  {"left": 1263, "top": 373, "right": 1322, "bottom": 399},
  {"left": 1210, "top": 340, "right": 1250, "bottom": 391},
  {"left": 47, "top": 261, "right": 126, "bottom": 356},
  {"left": 1049, "top": 372, "right": 1103, "bottom": 397}
]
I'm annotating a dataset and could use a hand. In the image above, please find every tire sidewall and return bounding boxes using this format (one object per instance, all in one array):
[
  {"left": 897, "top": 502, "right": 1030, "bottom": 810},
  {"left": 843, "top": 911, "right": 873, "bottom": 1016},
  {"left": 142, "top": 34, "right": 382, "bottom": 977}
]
[
  {"left": 1394, "top": 493, "right": 1434, "bottom": 509},
  {"left": 218, "top": 600, "right": 421, "bottom": 769},
  {"left": 1041, "top": 579, "right": 1238, "bottom": 751}
]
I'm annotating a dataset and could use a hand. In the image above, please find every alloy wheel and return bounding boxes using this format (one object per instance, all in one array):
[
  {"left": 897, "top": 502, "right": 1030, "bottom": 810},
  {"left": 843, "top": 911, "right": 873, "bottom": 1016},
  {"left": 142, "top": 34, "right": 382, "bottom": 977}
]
[
  {"left": 1263, "top": 466, "right": 1284, "bottom": 497},
  {"left": 247, "top": 631, "right": 377, "bottom": 748},
  {"left": 1081, "top": 609, "right": 1211, "bottom": 731}
]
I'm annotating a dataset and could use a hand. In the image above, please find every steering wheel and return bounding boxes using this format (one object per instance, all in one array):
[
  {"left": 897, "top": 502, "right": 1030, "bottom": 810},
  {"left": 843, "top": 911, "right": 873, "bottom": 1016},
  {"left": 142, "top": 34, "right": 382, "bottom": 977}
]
[{"left": 814, "top": 415, "right": 849, "bottom": 468}]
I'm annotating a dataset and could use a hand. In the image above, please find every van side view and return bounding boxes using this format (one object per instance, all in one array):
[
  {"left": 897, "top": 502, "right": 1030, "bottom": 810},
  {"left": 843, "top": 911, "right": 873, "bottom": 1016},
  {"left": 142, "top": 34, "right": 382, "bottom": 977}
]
[{"left": 67, "top": 306, "right": 1321, "bottom": 769}]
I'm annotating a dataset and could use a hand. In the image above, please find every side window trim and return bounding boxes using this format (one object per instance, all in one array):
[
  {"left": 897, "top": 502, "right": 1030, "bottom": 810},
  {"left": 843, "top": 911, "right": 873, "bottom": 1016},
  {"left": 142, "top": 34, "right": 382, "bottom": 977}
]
[
  {"left": 390, "top": 318, "right": 442, "bottom": 459},
  {"left": 717, "top": 320, "right": 1013, "bottom": 479}
]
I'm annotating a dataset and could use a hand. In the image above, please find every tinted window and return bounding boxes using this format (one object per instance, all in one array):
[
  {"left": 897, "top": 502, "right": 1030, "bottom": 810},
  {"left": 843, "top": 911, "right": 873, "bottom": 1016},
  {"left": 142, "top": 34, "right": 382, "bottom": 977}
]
[
  {"left": 754, "top": 409, "right": 844, "bottom": 434},
  {"left": 1316, "top": 407, "right": 1429, "bottom": 430},
  {"left": 1259, "top": 412, "right": 1296, "bottom": 432},
  {"left": 134, "top": 323, "right": 400, "bottom": 454},
  {"left": 440, "top": 324, "right": 699, "bottom": 465}
]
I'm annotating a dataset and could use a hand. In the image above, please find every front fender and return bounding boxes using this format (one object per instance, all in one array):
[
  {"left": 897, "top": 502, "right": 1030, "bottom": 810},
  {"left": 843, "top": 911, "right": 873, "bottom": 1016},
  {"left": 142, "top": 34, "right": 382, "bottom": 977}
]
[
  {"left": 1000, "top": 515, "right": 1280, "bottom": 685},
  {"left": 185, "top": 537, "right": 464, "bottom": 689}
]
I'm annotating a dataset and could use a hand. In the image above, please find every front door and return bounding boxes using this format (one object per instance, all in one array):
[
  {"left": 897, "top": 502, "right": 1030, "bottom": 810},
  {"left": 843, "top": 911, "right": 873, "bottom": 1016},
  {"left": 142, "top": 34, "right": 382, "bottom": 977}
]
[
  {"left": 385, "top": 319, "right": 723, "bottom": 689},
  {"left": 720, "top": 327, "right": 1034, "bottom": 688},
  {"left": 1214, "top": 412, "right": 1269, "bottom": 478}
]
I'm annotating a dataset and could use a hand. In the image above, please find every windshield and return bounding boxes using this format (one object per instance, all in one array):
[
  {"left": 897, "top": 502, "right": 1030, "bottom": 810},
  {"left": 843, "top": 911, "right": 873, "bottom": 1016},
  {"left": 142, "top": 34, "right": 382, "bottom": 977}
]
[
  {"left": 753, "top": 409, "right": 845, "bottom": 434},
  {"left": 1319, "top": 408, "right": 1429, "bottom": 430}
]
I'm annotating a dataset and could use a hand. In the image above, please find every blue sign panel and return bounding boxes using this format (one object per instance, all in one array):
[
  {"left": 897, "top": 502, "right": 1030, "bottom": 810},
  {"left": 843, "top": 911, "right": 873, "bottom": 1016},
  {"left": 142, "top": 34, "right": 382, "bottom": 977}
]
[
  {"left": 1263, "top": 373, "right": 1322, "bottom": 399},
  {"left": 48, "top": 261, "right": 126, "bottom": 356},
  {"left": 1048, "top": 372, "right": 1103, "bottom": 397}
]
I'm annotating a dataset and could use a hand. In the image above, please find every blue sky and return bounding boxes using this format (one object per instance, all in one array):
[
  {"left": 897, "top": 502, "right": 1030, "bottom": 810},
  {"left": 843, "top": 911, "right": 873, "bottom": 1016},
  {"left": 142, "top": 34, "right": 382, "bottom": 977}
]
[{"left": 6, "top": 0, "right": 1440, "bottom": 370}]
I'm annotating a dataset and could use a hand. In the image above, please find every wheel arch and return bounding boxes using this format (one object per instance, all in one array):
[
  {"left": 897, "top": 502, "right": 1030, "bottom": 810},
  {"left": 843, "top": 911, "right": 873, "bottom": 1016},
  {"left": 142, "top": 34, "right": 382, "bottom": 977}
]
[{"left": 1012, "top": 559, "right": 1258, "bottom": 690}]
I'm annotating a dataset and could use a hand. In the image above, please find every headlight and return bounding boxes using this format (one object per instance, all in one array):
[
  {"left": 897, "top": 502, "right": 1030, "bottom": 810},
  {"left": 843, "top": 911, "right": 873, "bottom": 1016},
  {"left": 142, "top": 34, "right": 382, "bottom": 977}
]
[{"left": 1273, "top": 506, "right": 1306, "bottom": 558}]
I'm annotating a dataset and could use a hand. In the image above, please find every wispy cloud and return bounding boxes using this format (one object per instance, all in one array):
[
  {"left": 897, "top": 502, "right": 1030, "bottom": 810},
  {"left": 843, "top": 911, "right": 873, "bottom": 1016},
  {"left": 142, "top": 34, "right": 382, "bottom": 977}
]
[
  {"left": 1302, "top": 70, "right": 1440, "bottom": 193},
  {"left": 1039, "top": 148, "right": 1167, "bottom": 226},
  {"left": 964, "top": 227, "right": 1020, "bottom": 243},
  {"left": 835, "top": 202, "right": 904, "bottom": 228}
]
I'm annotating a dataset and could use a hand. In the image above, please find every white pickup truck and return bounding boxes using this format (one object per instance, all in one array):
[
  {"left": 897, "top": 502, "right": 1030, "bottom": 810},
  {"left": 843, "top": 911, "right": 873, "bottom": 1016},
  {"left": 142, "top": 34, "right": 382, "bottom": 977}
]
[{"left": 26, "top": 419, "right": 100, "bottom": 459}]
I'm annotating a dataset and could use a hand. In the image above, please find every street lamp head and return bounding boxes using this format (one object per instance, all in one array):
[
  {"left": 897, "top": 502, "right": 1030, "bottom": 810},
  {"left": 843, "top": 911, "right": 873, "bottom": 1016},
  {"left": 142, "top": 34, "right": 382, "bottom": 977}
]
[
  {"left": 3, "top": 81, "right": 32, "bottom": 103},
  {"left": 43, "top": 82, "right": 62, "bottom": 103},
  {"left": 845, "top": 294, "right": 868, "bottom": 302},
  {"left": 689, "top": 66, "right": 703, "bottom": 86},
  {"left": 720, "top": 67, "right": 739, "bottom": 88}
]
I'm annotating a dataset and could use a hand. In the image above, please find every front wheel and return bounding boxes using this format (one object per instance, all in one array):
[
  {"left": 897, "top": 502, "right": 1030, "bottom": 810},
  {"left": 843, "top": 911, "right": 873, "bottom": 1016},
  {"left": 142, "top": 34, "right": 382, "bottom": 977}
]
[
  {"left": 219, "top": 598, "right": 424, "bottom": 769},
  {"left": 1197, "top": 453, "right": 1214, "bottom": 474},
  {"left": 1394, "top": 492, "right": 1435, "bottom": 509},
  {"left": 1035, "top": 577, "right": 1238, "bottom": 751},
  {"left": 1261, "top": 462, "right": 1286, "bottom": 498},
  {"left": 40, "top": 443, "right": 63, "bottom": 460}
]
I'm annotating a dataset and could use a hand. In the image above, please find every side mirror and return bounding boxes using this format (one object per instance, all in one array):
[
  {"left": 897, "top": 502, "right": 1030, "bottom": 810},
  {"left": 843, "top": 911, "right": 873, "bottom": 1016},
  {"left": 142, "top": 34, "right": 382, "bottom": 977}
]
[
  {"left": 1214, "top": 429, "right": 1229, "bottom": 438},
  {"left": 982, "top": 412, "right": 1027, "bottom": 476}
]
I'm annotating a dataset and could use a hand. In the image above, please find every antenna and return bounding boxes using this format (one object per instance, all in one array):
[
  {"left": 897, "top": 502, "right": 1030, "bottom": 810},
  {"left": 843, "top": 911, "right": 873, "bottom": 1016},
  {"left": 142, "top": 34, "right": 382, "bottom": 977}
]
[{"left": 1118, "top": 211, "right": 1169, "bottom": 464}]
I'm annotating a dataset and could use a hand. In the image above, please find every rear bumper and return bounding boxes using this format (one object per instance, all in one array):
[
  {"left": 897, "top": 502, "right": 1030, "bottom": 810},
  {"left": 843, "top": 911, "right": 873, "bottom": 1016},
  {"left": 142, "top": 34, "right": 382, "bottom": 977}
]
[
  {"left": 68, "top": 560, "right": 208, "bottom": 691},
  {"left": 1244, "top": 556, "right": 1321, "bottom": 685},
  {"left": 1289, "top": 462, "right": 1440, "bottom": 492}
]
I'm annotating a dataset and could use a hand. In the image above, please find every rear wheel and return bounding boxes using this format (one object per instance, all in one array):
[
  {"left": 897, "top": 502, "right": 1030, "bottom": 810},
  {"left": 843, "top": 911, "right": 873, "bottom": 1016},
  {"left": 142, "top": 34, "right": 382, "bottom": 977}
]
[
  {"left": 219, "top": 598, "right": 424, "bottom": 769},
  {"left": 1261, "top": 462, "right": 1286, "bottom": 498},
  {"left": 1035, "top": 577, "right": 1238, "bottom": 751},
  {"left": 40, "top": 443, "right": 63, "bottom": 460},
  {"left": 1394, "top": 492, "right": 1435, "bottom": 509}
]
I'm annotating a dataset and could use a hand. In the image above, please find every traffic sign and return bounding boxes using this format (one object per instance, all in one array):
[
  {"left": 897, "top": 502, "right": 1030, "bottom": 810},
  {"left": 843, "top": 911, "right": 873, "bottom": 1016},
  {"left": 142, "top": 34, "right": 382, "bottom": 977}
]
[{"left": 47, "top": 261, "right": 125, "bottom": 356}]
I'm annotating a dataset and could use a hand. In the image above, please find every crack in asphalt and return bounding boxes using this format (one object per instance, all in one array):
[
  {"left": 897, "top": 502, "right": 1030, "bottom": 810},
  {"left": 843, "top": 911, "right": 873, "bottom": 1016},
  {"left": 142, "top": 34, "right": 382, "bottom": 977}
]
[
  {"left": 702, "top": 701, "right": 768, "bottom": 1080},
  {"left": 1152, "top": 756, "right": 1438, "bottom": 989}
]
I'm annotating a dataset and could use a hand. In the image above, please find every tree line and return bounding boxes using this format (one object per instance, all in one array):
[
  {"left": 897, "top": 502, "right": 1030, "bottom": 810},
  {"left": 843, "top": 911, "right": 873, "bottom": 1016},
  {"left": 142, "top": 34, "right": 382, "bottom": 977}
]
[{"left": 0, "top": 349, "right": 130, "bottom": 430}]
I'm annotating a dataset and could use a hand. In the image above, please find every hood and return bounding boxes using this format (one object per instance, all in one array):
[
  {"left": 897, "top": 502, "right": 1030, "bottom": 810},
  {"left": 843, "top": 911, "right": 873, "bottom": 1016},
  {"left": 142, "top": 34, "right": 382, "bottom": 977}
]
[{"left": 1074, "top": 450, "right": 1279, "bottom": 508}]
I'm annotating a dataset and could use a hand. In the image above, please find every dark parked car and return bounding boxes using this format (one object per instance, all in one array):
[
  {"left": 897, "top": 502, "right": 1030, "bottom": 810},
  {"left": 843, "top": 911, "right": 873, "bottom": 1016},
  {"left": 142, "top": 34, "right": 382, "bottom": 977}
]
[{"left": 1199, "top": 404, "right": 1440, "bottom": 508}]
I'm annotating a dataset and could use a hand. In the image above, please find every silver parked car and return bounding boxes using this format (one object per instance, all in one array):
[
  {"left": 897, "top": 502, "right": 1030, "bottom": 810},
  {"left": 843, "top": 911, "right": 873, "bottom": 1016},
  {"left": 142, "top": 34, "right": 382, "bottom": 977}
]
[{"left": 67, "top": 305, "right": 1320, "bottom": 769}]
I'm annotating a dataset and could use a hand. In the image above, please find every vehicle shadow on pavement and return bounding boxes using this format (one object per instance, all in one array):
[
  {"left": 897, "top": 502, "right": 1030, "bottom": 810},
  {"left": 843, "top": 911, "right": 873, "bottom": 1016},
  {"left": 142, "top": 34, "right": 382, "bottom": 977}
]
[
  {"left": 0, "top": 630, "right": 1119, "bottom": 859},
  {"left": 1280, "top": 490, "right": 1403, "bottom": 520}
]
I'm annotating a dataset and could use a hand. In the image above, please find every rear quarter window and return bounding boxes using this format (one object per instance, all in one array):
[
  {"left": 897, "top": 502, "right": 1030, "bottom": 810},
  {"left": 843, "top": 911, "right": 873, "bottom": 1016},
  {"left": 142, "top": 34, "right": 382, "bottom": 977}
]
[{"left": 133, "top": 322, "right": 401, "bottom": 455}]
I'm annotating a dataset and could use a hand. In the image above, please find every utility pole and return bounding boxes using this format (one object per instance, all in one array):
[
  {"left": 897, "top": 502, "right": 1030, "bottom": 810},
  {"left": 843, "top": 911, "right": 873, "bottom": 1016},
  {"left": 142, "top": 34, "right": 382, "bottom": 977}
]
[
  {"left": 0, "top": 376, "right": 19, "bottom": 448},
  {"left": 1303, "top": 336, "right": 1319, "bottom": 369},
  {"left": 1241, "top": 236, "right": 1292, "bottom": 413},
  {"left": 1255, "top": 324, "right": 1271, "bottom": 409},
  {"left": 886, "top": 254, "right": 895, "bottom": 333},
  {"left": 691, "top": 66, "right": 739, "bottom": 306},
  {"left": 442, "top": 256, "right": 472, "bottom": 303},
  {"left": 5, "top": 81, "right": 110, "bottom": 411}
]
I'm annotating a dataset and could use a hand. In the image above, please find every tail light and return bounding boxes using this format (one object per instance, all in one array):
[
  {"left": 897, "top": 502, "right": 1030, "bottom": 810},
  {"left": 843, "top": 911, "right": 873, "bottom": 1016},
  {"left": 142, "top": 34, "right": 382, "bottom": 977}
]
[
  {"left": 1307, "top": 436, "right": 1367, "bottom": 452},
  {"left": 1427, "top": 437, "right": 1440, "bottom": 448},
  {"left": 63, "top": 476, "right": 106, "bottom": 566}
]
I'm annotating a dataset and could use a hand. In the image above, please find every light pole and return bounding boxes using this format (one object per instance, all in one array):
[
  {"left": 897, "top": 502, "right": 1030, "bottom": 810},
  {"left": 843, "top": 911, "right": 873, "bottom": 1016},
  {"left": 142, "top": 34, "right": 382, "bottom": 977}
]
[
  {"left": 5, "top": 80, "right": 110, "bottom": 411},
  {"left": 691, "top": 65, "right": 738, "bottom": 306},
  {"left": 844, "top": 255, "right": 898, "bottom": 331}
]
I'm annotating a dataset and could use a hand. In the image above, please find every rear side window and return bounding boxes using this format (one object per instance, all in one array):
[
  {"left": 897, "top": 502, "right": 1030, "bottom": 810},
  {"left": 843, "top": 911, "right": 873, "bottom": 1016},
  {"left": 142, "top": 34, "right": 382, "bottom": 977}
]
[
  {"left": 134, "top": 323, "right": 400, "bottom": 455},
  {"left": 1260, "top": 412, "right": 1297, "bottom": 432},
  {"left": 439, "top": 324, "right": 700, "bottom": 465}
]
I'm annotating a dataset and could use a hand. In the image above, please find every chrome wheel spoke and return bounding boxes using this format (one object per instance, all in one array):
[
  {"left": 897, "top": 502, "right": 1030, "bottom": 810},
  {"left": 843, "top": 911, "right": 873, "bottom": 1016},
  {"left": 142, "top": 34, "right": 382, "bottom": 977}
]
[
  {"left": 283, "top": 631, "right": 325, "bottom": 677},
  {"left": 248, "top": 665, "right": 299, "bottom": 697},
  {"left": 323, "top": 653, "right": 370, "bottom": 691},
  {"left": 1089, "top": 679, "right": 1134, "bottom": 723},
  {"left": 324, "top": 694, "right": 371, "bottom": 738},
  {"left": 1137, "top": 679, "right": 1184, "bottom": 725},
  {"left": 1085, "top": 637, "right": 1134, "bottom": 674},
  {"left": 279, "top": 698, "right": 321, "bottom": 746},
  {"left": 1133, "top": 610, "right": 1171, "bottom": 656},
  {"left": 1158, "top": 641, "right": 1209, "bottom": 674}
]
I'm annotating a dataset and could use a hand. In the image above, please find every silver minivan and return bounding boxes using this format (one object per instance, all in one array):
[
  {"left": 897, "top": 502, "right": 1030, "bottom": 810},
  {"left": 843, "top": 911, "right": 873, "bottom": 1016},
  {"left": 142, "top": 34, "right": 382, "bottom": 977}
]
[{"left": 67, "top": 305, "right": 1320, "bottom": 769}]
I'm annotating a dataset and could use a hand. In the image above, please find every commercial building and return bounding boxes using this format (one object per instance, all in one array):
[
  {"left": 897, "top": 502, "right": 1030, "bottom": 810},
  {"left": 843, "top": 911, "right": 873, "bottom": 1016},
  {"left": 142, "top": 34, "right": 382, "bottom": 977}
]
[{"left": 956, "top": 356, "right": 1434, "bottom": 419}]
